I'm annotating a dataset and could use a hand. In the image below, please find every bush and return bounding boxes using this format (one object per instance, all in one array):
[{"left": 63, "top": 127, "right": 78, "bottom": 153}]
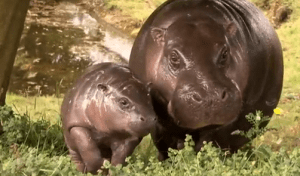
[
  {"left": 0, "top": 105, "right": 67, "bottom": 156},
  {"left": 1, "top": 105, "right": 300, "bottom": 175},
  {"left": 0, "top": 144, "right": 80, "bottom": 175},
  {"left": 105, "top": 135, "right": 300, "bottom": 176}
]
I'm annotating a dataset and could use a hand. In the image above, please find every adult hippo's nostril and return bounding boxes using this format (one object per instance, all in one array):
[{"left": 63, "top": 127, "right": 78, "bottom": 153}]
[
  {"left": 140, "top": 117, "right": 145, "bottom": 121},
  {"left": 221, "top": 89, "right": 229, "bottom": 101},
  {"left": 192, "top": 93, "right": 202, "bottom": 102}
]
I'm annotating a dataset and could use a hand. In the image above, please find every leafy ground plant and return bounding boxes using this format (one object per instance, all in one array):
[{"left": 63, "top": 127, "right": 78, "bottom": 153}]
[
  {"left": 0, "top": 105, "right": 67, "bottom": 156},
  {"left": 0, "top": 105, "right": 93, "bottom": 175},
  {"left": 105, "top": 135, "right": 300, "bottom": 176},
  {"left": 1, "top": 105, "right": 300, "bottom": 175},
  {"left": 103, "top": 112, "right": 300, "bottom": 176}
]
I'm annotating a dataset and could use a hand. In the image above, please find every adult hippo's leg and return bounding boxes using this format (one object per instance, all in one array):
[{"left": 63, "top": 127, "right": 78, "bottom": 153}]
[
  {"left": 151, "top": 124, "right": 174, "bottom": 161},
  {"left": 150, "top": 90, "right": 187, "bottom": 160},
  {"left": 194, "top": 104, "right": 278, "bottom": 152},
  {"left": 152, "top": 124, "right": 186, "bottom": 161}
]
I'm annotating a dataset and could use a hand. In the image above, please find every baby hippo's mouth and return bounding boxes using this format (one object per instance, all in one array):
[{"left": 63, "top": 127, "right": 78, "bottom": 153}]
[{"left": 129, "top": 114, "right": 157, "bottom": 137}]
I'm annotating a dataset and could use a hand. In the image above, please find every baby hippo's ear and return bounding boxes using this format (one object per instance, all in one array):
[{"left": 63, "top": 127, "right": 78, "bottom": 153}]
[
  {"left": 146, "top": 82, "right": 153, "bottom": 93},
  {"left": 150, "top": 27, "right": 166, "bottom": 45},
  {"left": 97, "top": 83, "right": 109, "bottom": 94}
]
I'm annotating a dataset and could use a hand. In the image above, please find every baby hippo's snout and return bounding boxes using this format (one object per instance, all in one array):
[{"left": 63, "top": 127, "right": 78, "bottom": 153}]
[
  {"left": 139, "top": 115, "right": 157, "bottom": 122},
  {"left": 129, "top": 110, "right": 157, "bottom": 137}
]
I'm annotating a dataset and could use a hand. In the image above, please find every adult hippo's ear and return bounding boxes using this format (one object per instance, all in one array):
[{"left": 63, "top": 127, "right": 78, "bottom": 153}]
[
  {"left": 150, "top": 27, "right": 166, "bottom": 45},
  {"left": 226, "top": 22, "right": 237, "bottom": 37}
]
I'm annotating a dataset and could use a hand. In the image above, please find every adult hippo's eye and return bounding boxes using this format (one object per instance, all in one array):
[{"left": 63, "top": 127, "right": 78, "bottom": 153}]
[
  {"left": 169, "top": 50, "right": 181, "bottom": 71},
  {"left": 118, "top": 97, "right": 132, "bottom": 110},
  {"left": 217, "top": 47, "right": 229, "bottom": 68}
]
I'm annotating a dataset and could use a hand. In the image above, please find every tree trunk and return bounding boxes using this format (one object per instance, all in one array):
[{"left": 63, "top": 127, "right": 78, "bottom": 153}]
[{"left": 0, "top": 0, "right": 30, "bottom": 106}]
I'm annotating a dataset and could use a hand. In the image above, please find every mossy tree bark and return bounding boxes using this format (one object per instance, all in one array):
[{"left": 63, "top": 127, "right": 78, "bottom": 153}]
[{"left": 0, "top": 0, "right": 30, "bottom": 106}]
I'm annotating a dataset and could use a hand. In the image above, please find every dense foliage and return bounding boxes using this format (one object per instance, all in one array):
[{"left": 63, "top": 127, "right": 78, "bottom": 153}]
[{"left": 1, "top": 105, "right": 300, "bottom": 175}]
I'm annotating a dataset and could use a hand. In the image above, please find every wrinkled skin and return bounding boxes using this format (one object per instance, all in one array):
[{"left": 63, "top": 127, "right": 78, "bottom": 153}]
[
  {"left": 61, "top": 63, "right": 157, "bottom": 174},
  {"left": 129, "top": 0, "right": 283, "bottom": 160}
]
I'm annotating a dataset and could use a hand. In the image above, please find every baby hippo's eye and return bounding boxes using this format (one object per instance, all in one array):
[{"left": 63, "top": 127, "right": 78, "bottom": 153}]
[{"left": 118, "top": 97, "right": 132, "bottom": 110}]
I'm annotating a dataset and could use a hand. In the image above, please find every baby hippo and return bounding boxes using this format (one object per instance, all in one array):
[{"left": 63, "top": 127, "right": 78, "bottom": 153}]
[{"left": 61, "top": 62, "right": 157, "bottom": 174}]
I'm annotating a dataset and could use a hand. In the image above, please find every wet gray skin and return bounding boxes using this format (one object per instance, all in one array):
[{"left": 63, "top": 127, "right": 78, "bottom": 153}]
[
  {"left": 61, "top": 62, "right": 156, "bottom": 174},
  {"left": 129, "top": 0, "right": 283, "bottom": 160}
]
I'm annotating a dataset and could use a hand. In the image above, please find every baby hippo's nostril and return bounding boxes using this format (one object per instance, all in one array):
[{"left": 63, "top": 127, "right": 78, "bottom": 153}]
[
  {"left": 192, "top": 93, "right": 202, "bottom": 102},
  {"left": 221, "top": 89, "right": 228, "bottom": 101},
  {"left": 153, "top": 116, "right": 157, "bottom": 121},
  {"left": 140, "top": 117, "right": 145, "bottom": 121}
]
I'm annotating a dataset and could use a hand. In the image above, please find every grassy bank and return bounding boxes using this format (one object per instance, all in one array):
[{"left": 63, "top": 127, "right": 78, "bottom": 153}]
[
  {"left": 1, "top": 104, "right": 300, "bottom": 175},
  {"left": 6, "top": 93, "right": 63, "bottom": 124},
  {"left": 260, "top": 0, "right": 300, "bottom": 150},
  {"left": 103, "top": 0, "right": 165, "bottom": 21}
]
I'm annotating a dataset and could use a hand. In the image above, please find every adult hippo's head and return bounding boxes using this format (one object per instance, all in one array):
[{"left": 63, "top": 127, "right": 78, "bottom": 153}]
[{"left": 149, "top": 18, "right": 243, "bottom": 129}]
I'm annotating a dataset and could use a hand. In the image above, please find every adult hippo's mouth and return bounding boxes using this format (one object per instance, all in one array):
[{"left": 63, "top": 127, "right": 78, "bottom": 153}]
[{"left": 166, "top": 81, "right": 243, "bottom": 129}]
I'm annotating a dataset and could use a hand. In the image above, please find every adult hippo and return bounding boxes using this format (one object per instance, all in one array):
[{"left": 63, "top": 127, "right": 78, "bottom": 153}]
[
  {"left": 129, "top": 0, "right": 283, "bottom": 160},
  {"left": 61, "top": 63, "right": 157, "bottom": 174}
]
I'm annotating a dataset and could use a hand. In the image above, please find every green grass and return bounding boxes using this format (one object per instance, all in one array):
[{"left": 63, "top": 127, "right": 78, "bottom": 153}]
[
  {"left": 278, "top": 19, "right": 300, "bottom": 95},
  {"left": 257, "top": 0, "right": 300, "bottom": 150},
  {"left": 6, "top": 93, "right": 63, "bottom": 123},
  {"left": 1, "top": 106, "right": 299, "bottom": 176},
  {"left": 103, "top": 0, "right": 165, "bottom": 21}
]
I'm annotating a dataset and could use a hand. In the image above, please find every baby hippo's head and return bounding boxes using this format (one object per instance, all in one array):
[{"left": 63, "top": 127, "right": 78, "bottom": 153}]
[{"left": 89, "top": 63, "right": 157, "bottom": 137}]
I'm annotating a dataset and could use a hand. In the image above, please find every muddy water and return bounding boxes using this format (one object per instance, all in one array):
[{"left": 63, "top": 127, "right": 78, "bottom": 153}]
[{"left": 9, "top": 1, "right": 134, "bottom": 96}]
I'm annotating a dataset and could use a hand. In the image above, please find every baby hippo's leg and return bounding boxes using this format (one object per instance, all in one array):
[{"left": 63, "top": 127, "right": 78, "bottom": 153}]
[
  {"left": 110, "top": 137, "right": 142, "bottom": 166},
  {"left": 70, "top": 127, "right": 104, "bottom": 174},
  {"left": 69, "top": 148, "right": 85, "bottom": 171}
]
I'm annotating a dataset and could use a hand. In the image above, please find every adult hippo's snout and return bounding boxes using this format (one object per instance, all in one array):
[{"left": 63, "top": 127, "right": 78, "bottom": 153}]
[{"left": 167, "top": 71, "right": 242, "bottom": 129}]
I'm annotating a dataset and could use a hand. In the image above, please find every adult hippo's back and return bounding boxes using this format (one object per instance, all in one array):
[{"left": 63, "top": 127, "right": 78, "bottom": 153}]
[{"left": 129, "top": 0, "right": 283, "bottom": 160}]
